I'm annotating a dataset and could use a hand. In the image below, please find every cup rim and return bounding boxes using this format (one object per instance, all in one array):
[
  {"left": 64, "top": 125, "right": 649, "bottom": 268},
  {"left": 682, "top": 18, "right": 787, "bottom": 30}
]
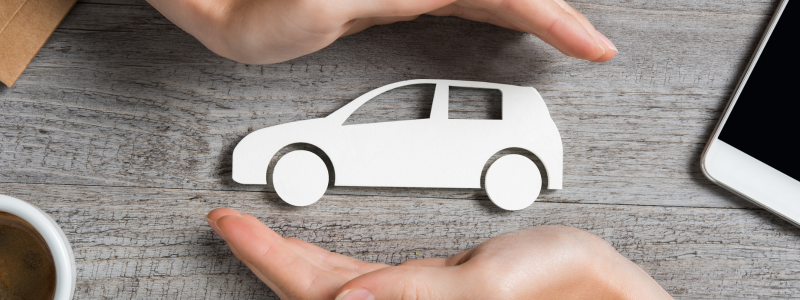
[{"left": 0, "top": 195, "right": 76, "bottom": 300}]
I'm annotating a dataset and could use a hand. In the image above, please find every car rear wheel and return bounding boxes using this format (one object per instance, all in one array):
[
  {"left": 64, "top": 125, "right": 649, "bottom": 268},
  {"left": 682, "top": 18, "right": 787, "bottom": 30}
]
[
  {"left": 273, "top": 150, "right": 329, "bottom": 206},
  {"left": 485, "top": 154, "right": 542, "bottom": 211}
]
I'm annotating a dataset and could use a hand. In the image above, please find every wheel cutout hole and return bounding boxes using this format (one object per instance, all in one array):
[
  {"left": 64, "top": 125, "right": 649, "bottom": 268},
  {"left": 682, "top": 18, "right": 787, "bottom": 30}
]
[
  {"left": 267, "top": 143, "right": 335, "bottom": 188},
  {"left": 480, "top": 148, "right": 548, "bottom": 190}
]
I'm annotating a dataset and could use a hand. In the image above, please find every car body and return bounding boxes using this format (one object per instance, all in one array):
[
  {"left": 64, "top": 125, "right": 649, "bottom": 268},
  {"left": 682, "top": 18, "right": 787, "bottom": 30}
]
[{"left": 233, "top": 79, "right": 562, "bottom": 191}]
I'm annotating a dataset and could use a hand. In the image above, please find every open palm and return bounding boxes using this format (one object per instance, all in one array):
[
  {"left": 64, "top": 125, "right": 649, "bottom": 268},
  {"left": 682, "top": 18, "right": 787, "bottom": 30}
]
[{"left": 208, "top": 208, "right": 673, "bottom": 300}]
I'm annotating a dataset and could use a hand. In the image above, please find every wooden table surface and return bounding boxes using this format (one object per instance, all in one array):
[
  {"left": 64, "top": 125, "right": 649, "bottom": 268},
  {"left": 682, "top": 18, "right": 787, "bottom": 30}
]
[{"left": 2, "top": 0, "right": 799, "bottom": 298}]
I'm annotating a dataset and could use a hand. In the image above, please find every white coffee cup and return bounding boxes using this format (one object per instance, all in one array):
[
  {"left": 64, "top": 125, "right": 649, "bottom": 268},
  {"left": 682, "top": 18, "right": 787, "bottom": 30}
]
[{"left": 0, "top": 195, "right": 76, "bottom": 300}]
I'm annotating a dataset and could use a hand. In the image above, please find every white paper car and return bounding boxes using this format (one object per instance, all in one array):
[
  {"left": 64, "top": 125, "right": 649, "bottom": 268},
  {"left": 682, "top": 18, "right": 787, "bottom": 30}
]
[{"left": 233, "top": 79, "right": 563, "bottom": 210}]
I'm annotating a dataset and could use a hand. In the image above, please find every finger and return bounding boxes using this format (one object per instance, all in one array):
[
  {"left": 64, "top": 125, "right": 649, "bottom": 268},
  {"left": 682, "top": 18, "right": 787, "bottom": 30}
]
[
  {"left": 284, "top": 237, "right": 390, "bottom": 274},
  {"left": 284, "top": 237, "right": 332, "bottom": 261},
  {"left": 227, "top": 243, "right": 291, "bottom": 300},
  {"left": 444, "top": 248, "right": 476, "bottom": 266},
  {"left": 492, "top": 0, "right": 605, "bottom": 60},
  {"left": 207, "top": 209, "right": 289, "bottom": 296},
  {"left": 215, "top": 214, "right": 334, "bottom": 299},
  {"left": 236, "top": 218, "right": 389, "bottom": 275},
  {"left": 342, "top": 0, "right": 457, "bottom": 19},
  {"left": 550, "top": 0, "right": 595, "bottom": 34},
  {"left": 213, "top": 211, "right": 388, "bottom": 285},
  {"left": 342, "top": 15, "right": 421, "bottom": 37},
  {"left": 427, "top": 5, "right": 523, "bottom": 31},
  {"left": 369, "top": 15, "right": 422, "bottom": 26},
  {"left": 458, "top": 0, "right": 607, "bottom": 61},
  {"left": 549, "top": 0, "right": 617, "bottom": 61},
  {"left": 335, "top": 265, "right": 481, "bottom": 300},
  {"left": 229, "top": 213, "right": 323, "bottom": 264},
  {"left": 342, "top": 19, "right": 375, "bottom": 36},
  {"left": 398, "top": 257, "right": 447, "bottom": 267},
  {"left": 206, "top": 208, "right": 242, "bottom": 240},
  {"left": 207, "top": 208, "right": 241, "bottom": 220}
]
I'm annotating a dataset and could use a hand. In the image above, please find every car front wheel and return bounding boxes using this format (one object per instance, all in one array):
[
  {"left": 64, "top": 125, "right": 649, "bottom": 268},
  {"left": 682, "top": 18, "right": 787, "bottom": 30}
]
[
  {"left": 485, "top": 154, "right": 542, "bottom": 211},
  {"left": 273, "top": 150, "right": 329, "bottom": 206}
]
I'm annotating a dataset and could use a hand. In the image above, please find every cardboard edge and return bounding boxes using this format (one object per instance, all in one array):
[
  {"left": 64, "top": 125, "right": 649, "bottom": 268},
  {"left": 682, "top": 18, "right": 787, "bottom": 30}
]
[{"left": 0, "top": 0, "right": 77, "bottom": 87}]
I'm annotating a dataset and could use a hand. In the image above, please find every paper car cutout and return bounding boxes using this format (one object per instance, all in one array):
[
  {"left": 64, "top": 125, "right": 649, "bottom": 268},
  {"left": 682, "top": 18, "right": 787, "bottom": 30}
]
[{"left": 233, "top": 79, "right": 563, "bottom": 210}]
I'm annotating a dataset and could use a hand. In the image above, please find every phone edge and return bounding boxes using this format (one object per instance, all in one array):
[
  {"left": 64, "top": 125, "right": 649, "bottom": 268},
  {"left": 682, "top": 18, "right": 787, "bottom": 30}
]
[{"left": 700, "top": 0, "right": 800, "bottom": 227}]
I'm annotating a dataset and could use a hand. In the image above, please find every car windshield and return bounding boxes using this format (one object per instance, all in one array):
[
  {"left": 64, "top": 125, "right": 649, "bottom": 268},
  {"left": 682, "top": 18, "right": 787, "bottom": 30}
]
[{"left": 343, "top": 84, "right": 436, "bottom": 125}]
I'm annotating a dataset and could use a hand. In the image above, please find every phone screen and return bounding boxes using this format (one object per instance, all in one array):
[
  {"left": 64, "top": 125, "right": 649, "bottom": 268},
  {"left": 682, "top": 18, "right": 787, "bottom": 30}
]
[{"left": 718, "top": 0, "right": 800, "bottom": 181}]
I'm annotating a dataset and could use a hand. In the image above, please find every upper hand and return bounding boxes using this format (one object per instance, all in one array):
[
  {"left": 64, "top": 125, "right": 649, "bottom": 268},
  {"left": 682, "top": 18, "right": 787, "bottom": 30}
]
[
  {"left": 207, "top": 208, "right": 672, "bottom": 300},
  {"left": 147, "top": 0, "right": 616, "bottom": 64}
]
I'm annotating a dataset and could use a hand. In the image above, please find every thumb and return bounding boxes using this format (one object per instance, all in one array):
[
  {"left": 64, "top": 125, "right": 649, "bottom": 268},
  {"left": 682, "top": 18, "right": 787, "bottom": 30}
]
[{"left": 334, "top": 265, "right": 481, "bottom": 300}]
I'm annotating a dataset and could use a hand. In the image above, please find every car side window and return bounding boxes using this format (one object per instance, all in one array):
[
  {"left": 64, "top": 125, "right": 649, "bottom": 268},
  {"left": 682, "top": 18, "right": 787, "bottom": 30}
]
[
  {"left": 448, "top": 87, "right": 502, "bottom": 120},
  {"left": 344, "top": 84, "right": 436, "bottom": 125}
]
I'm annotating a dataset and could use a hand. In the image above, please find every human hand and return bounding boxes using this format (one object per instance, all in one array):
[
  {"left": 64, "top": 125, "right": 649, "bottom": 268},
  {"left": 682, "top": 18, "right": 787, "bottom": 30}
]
[
  {"left": 147, "top": 0, "right": 616, "bottom": 65},
  {"left": 206, "top": 208, "right": 390, "bottom": 299},
  {"left": 207, "top": 208, "right": 672, "bottom": 300}
]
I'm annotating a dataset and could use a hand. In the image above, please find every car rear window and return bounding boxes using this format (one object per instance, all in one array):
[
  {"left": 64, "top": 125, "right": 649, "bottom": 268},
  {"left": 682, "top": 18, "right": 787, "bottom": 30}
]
[{"left": 448, "top": 87, "right": 502, "bottom": 120}]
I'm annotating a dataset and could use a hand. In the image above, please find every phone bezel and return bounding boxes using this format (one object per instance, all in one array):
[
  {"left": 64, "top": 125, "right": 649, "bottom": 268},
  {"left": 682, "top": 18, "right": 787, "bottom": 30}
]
[{"left": 701, "top": 0, "right": 800, "bottom": 226}]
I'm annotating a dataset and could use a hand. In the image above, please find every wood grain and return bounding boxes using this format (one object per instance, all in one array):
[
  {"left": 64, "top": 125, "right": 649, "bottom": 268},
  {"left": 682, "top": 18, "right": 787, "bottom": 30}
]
[
  {"left": 0, "top": 0, "right": 795, "bottom": 298},
  {"left": 0, "top": 0, "right": 769, "bottom": 207},
  {"left": 4, "top": 183, "right": 800, "bottom": 299}
]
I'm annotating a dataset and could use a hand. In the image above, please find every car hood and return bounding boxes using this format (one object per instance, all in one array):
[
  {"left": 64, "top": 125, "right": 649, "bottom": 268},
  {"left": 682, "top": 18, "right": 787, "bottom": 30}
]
[{"left": 232, "top": 118, "right": 333, "bottom": 184}]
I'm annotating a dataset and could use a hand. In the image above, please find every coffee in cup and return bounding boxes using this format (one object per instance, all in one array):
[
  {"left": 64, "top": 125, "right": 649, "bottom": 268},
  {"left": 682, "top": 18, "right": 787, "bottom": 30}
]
[
  {"left": 0, "top": 195, "right": 75, "bottom": 300},
  {"left": 0, "top": 212, "right": 57, "bottom": 300}
]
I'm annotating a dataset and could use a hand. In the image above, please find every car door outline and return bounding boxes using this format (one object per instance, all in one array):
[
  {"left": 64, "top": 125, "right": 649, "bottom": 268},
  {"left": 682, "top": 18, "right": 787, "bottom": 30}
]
[{"left": 332, "top": 82, "right": 456, "bottom": 188}]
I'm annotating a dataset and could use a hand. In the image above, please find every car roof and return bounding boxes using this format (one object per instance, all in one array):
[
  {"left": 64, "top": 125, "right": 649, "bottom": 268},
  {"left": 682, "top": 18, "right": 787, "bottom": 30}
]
[
  {"left": 326, "top": 79, "right": 538, "bottom": 123},
  {"left": 389, "top": 79, "right": 524, "bottom": 90}
]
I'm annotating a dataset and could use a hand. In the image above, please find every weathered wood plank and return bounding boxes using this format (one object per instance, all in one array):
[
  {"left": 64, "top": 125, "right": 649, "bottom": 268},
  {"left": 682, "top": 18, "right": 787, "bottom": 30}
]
[
  {"left": 0, "top": 0, "right": 774, "bottom": 208},
  {"left": 2, "top": 0, "right": 796, "bottom": 298},
  {"left": 2, "top": 183, "right": 799, "bottom": 299}
]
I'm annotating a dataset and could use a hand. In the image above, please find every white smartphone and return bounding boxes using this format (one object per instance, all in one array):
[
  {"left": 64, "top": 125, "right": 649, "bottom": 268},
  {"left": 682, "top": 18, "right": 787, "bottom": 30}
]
[{"left": 702, "top": 0, "right": 800, "bottom": 225}]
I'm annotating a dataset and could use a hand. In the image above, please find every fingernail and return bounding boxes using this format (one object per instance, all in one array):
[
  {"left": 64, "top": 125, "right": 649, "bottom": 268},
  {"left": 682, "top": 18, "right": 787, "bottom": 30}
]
[
  {"left": 588, "top": 31, "right": 605, "bottom": 56},
  {"left": 595, "top": 30, "right": 617, "bottom": 53},
  {"left": 335, "top": 289, "right": 374, "bottom": 300},
  {"left": 207, "top": 217, "right": 227, "bottom": 240}
]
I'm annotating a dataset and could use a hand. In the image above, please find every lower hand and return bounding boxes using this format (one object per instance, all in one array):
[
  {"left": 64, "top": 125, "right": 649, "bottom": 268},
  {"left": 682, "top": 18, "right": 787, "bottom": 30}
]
[
  {"left": 207, "top": 208, "right": 672, "bottom": 300},
  {"left": 147, "top": 0, "right": 616, "bottom": 64}
]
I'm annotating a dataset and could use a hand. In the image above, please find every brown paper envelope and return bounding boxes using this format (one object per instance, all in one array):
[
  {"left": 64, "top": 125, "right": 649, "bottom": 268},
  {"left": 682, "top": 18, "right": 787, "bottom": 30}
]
[
  {"left": 0, "top": 0, "right": 28, "bottom": 30},
  {"left": 0, "top": 0, "right": 76, "bottom": 87}
]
